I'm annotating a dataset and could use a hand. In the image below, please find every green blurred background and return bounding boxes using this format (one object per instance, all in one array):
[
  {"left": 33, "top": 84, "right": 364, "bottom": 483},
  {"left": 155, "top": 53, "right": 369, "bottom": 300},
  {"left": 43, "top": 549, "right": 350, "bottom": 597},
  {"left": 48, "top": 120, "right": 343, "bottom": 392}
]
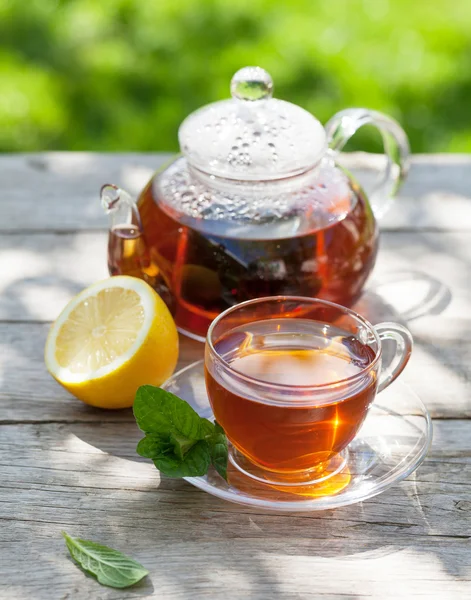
[{"left": 1, "top": 0, "right": 470, "bottom": 153}]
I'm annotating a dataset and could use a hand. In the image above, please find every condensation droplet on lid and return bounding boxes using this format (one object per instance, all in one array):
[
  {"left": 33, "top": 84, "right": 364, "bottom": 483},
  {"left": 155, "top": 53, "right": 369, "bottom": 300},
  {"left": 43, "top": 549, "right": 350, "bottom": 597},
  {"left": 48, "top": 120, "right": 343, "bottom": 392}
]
[
  {"left": 231, "top": 145, "right": 238, "bottom": 151},
  {"left": 268, "top": 142, "right": 275, "bottom": 148},
  {"left": 242, "top": 143, "right": 249, "bottom": 148}
]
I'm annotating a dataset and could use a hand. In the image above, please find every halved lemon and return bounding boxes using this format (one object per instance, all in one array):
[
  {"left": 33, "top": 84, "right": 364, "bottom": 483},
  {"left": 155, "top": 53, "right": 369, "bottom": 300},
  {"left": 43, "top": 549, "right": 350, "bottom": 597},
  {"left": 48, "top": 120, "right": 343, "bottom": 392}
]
[{"left": 45, "top": 276, "right": 178, "bottom": 409}]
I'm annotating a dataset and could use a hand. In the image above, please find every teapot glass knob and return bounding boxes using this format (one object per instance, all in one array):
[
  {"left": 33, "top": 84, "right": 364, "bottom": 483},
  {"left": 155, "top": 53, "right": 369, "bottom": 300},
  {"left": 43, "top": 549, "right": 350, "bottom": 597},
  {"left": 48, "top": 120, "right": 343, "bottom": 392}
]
[{"left": 230, "top": 66, "right": 274, "bottom": 101}]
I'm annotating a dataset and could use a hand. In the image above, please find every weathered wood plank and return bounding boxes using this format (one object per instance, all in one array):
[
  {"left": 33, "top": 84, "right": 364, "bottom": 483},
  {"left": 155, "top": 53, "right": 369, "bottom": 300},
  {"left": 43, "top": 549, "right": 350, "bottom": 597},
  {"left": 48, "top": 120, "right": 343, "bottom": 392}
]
[
  {"left": 1, "top": 153, "right": 170, "bottom": 231},
  {"left": 0, "top": 229, "right": 469, "bottom": 420},
  {"left": 0, "top": 325, "right": 203, "bottom": 423},
  {"left": 1, "top": 527, "right": 468, "bottom": 600},
  {"left": 0, "top": 420, "right": 469, "bottom": 600},
  {"left": 1, "top": 318, "right": 470, "bottom": 422},
  {"left": 2, "top": 153, "right": 471, "bottom": 231},
  {"left": 1, "top": 152, "right": 470, "bottom": 599},
  {"left": 344, "top": 153, "right": 471, "bottom": 231},
  {"left": 1, "top": 230, "right": 468, "bottom": 323},
  {"left": 0, "top": 232, "right": 109, "bottom": 322}
]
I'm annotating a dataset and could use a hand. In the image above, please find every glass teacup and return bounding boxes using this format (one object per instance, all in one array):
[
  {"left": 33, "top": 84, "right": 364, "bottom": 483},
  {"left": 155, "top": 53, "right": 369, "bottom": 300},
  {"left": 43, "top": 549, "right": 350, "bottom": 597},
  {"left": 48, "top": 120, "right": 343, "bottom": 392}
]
[{"left": 204, "top": 296, "right": 412, "bottom": 487}]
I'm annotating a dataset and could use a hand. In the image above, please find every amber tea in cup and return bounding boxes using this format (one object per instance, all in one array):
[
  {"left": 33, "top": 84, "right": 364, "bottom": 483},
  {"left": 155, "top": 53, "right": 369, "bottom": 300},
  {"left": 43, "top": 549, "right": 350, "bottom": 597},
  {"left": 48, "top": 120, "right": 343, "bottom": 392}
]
[{"left": 205, "top": 297, "right": 412, "bottom": 486}]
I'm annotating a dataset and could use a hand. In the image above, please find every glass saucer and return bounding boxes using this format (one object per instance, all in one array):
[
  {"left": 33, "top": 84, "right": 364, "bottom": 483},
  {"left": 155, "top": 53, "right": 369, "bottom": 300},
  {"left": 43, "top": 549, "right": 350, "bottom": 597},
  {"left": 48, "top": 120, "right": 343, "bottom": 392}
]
[{"left": 162, "top": 360, "right": 433, "bottom": 511}]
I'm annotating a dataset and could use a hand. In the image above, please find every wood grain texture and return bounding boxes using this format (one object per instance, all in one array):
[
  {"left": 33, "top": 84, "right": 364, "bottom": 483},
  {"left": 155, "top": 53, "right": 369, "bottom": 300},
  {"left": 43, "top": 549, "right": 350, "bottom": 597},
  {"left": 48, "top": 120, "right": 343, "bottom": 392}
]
[
  {"left": 2, "top": 152, "right": 471, "bottom": 232},
  {"left": 0, "top": 317, "right": 469, "bottom": 422},
  {"left": 0, "top": 230, "right": 469, "bottom": 419},
  {"left": 0, "top": 324, "right": 203, "bottom": 423},
  {"left": 1, "top": 153, "right": 471, "bottom": 599},
  {"left": 1, "top": 153, "right": 171, "bottom": 231},
  {"left": 1, "top": 229, "right": 469, "bottom": 323},
  {"left": 342, "top": 153, "right": 471, "bottom": 231},
  {"left": 0, "top": 420, "right": 470, "bottom": 600}
]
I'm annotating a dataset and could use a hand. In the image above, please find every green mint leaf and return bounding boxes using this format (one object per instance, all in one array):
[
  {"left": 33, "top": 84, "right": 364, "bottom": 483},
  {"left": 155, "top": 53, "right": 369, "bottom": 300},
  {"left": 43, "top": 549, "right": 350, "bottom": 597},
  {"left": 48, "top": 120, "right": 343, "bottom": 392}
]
[
  {"left": 206, "top": 424, "right": 228, "bottom": 481},
  {"left": 169, "top": 433, "right": 197, "bottom": 460},
  {"left": 133, "top": 385, "right": 228, "bottom": 480},
  {"left": 133, "top": 385, "right": 210, "bottom": 440},
  {"left": 154, "top": 440, "right": 211, "bottom": 477},
  {"left": 137, "top": 433, "right": 211, "bottom": 477},
  {"left": 136, "top": 434, "right": 172, "bottom": 459},
  {"left": 62, "top": 532, "right": 148, "bottom": 589},
  {"left": 200, "top": 417, "right": 216, "bottom": 437}
]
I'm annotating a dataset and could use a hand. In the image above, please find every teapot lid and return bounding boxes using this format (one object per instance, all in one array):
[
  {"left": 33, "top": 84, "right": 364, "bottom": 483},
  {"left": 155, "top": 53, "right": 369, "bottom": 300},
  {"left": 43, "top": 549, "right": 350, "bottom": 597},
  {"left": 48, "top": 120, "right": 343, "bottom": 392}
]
[{"left": 178, "top": 67, "right": 326, "bottom": 181}]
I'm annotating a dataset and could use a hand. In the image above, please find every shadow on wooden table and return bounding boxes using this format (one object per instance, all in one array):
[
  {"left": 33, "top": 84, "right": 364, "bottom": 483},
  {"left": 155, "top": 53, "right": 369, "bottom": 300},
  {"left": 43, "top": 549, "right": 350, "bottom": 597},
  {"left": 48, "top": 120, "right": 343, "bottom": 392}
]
[
  {"left": 61, "top": 272, "right": 467, "bottom": 596},
  {"left": 355, "top": 269, "right": 452, "bottom": 325},
  {"left": 66, "top": 268, "right": 453, "bottom": 458},
  {"left": 59, "top": 415, "right": 471, "bottom": 595}
]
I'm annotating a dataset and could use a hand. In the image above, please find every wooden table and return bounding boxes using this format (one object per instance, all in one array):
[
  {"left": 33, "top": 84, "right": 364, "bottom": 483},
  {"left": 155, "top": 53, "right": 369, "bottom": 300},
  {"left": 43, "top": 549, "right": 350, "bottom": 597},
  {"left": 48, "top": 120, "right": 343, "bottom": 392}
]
[{"left": 1, "top": 153, "right": 470, "bottom": 600}]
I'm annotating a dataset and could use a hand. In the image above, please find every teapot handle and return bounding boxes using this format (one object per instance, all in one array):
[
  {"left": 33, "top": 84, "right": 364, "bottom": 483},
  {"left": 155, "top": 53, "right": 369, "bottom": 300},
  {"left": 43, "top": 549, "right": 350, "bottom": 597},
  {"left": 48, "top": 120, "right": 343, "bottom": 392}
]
[{"left": 325, "top": 109, "right": 410, "bottom": 218}]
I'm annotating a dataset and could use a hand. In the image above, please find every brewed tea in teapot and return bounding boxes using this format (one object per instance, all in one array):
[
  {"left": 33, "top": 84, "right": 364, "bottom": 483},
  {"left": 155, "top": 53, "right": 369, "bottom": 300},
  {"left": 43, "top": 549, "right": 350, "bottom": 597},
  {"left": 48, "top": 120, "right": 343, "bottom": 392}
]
[{"left": 102, "top": 67, "right": 409, "bottom": 341}]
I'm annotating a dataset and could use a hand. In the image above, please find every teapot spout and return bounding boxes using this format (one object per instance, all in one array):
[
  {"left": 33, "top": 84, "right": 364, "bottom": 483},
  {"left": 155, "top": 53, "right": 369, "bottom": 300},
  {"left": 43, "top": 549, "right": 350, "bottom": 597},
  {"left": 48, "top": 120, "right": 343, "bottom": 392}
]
[
  {"left": 100, "top": 183, "right": 157, "bottom": 284},
  {"left": 100, "top": 183, "right": 143, "bottom": 231}
]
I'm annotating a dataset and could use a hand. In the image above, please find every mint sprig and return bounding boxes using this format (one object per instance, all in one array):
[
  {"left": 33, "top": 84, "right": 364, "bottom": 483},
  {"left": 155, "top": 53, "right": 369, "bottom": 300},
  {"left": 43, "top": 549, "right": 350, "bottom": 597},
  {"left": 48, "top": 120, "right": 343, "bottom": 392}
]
[
  {"left": 62, "top": 532, "right": 148, "bottom": 588},
  {"left": 133, "top": 385, "right": 228, "bottom": 480}
]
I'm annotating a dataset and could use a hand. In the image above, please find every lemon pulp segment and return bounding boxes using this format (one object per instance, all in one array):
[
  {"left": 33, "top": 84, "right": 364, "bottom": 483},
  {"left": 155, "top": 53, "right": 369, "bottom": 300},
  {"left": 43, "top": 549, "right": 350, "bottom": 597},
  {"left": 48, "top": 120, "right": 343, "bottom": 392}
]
[{"left": 55, "top": 288, "right": 145, "bottom": 373}]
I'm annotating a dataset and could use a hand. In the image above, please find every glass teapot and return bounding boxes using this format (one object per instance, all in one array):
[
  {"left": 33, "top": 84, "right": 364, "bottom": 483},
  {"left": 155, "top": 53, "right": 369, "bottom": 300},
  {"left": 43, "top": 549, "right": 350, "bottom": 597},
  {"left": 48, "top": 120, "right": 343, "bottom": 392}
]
[{"left": 101, "top": 67, "right": 409, "bottom": 341}]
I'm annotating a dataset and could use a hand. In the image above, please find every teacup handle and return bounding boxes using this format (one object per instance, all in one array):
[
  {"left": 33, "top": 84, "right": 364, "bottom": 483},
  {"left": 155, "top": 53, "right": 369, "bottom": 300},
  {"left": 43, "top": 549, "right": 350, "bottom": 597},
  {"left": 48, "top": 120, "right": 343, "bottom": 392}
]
[{"left": 374, "top": 322, "right": 413, "bottom": 393}]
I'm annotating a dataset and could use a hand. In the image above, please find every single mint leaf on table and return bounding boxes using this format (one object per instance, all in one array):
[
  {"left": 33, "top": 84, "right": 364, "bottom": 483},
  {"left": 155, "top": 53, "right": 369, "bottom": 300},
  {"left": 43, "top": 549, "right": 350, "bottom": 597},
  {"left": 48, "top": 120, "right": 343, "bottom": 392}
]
[
  {"left": 133, "top": 385, "right": 228, "bottom": 480},
  {"left": 62, "top": 532, "right": 148, "bottom": 589}
]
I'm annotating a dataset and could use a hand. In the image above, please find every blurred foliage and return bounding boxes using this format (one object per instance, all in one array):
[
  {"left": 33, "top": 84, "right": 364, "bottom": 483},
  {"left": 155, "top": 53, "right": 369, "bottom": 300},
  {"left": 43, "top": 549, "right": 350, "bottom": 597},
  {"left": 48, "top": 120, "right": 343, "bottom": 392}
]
[{"left": 1, "top": 0, "right": 471, "bottom": 153}]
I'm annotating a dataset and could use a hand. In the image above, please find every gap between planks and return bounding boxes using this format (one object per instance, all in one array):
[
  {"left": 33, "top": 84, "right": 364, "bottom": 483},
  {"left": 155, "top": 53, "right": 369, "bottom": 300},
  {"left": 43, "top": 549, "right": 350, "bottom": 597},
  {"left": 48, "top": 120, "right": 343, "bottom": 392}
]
[
  {"left": 0, "top": 415, "right": 468, "bottom": 425},
  {"left": 2, "top": 226, "right": 470, "bottom": 234}
]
